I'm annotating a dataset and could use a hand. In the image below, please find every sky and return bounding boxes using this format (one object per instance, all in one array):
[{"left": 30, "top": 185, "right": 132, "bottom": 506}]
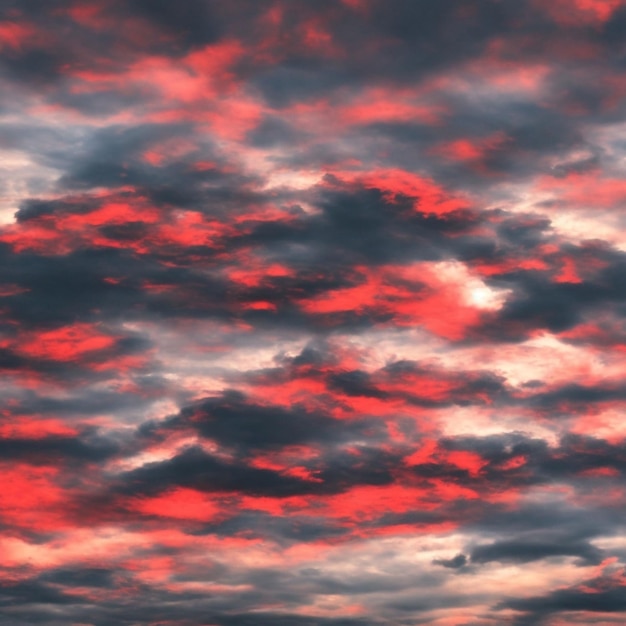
[{"left": 1, "top": 1, "right": 626, "bottom": 625}]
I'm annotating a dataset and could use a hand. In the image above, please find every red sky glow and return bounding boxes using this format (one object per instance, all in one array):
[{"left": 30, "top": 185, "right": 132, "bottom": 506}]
[{"left": 1, "top": 1, "right": 626, "bottom": 625}]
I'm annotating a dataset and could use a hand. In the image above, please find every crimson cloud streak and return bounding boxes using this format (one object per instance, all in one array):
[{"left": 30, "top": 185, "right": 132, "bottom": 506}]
[{"left": 2, "top": 1, "right": 626, "bottom": 625}]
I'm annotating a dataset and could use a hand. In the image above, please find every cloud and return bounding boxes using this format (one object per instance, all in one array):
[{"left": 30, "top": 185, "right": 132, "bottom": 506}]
[{"left": 1, "top": 0, "right": 626, "bottom": 623}]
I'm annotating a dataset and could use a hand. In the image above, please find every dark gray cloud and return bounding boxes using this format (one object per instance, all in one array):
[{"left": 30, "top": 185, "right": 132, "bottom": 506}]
[
  {"left": 140, "top": 389, "right": 388, "bottom": 454},
  {"left": 433, "top": 553, "right": 468, "bottom": 569},
  {"left": 0, "top": 431, "right": 118, "bottom": 464},
  {"left": 114, "top": 443, "right": 397, "bottom": 500},
  {"left": 125, "top": 0, "right": 220, "bottom": 49},
  {"left": 500, "top": 577, "right": 626, "bottom": 625},
  {"left": 470, "top": 539, "right": 603, "bottom": 566}
]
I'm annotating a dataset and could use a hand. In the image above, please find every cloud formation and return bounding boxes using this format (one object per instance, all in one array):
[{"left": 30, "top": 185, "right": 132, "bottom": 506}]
[{"left": 1, "top": 0, "right": 626, "bottom": 624}]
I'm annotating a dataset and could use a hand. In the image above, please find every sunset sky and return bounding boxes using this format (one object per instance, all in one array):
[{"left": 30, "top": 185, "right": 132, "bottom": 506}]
[{"left": 2, "top": 1, "right": 626, "bottom": 625}]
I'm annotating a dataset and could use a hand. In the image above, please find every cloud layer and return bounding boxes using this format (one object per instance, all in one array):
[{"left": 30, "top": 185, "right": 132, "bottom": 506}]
[{"left": 2, "top": 1, "right": 626, "bottom": 624}]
